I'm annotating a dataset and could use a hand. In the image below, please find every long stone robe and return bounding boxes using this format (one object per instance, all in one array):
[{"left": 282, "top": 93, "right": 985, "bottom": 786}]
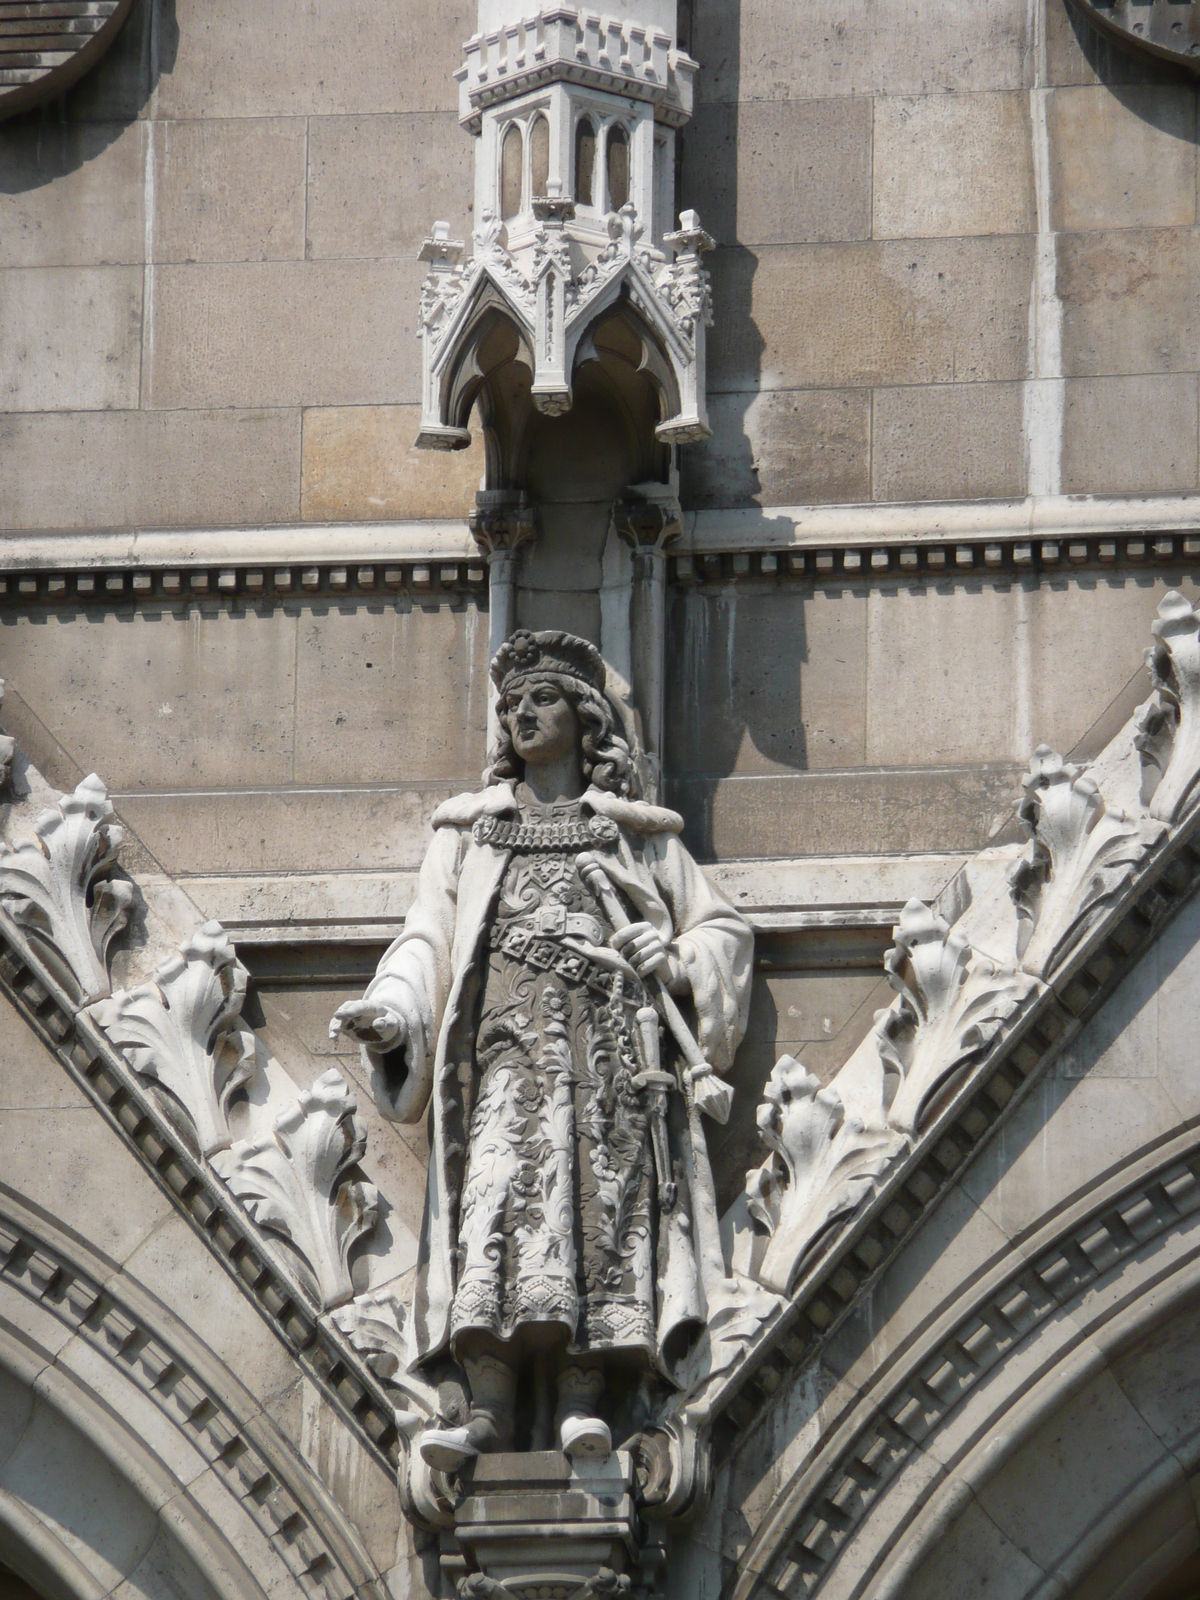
[{"left": 361, "top": 782, "right": 754, "bottom": 1376}]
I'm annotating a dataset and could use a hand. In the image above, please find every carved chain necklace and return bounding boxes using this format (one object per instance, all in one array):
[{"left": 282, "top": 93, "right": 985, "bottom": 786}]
[{"left": 472, "top": 808, "right": 619, "bottom": 852}]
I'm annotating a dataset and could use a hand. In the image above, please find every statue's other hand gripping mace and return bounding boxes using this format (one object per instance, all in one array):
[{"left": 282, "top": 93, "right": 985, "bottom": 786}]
[{"left": 577, "top": 852, "right": 730, "bottom": 1298}]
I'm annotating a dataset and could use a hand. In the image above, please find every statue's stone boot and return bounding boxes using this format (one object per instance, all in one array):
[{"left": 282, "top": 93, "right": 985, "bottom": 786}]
[
  {"left": 556, "top": 1363, "right": 611, "bottom": 1460},
  {"left": 420, "top": 1349, "right": 516, "bottom": 1471}
]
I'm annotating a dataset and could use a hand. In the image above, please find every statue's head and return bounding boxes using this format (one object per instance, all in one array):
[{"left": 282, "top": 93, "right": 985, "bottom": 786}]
[{"left": 489, "top": 629, "right": 636, "bottom": 797}]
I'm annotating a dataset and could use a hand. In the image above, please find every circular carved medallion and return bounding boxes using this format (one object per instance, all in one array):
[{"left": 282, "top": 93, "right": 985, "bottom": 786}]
[
  {"left": 1068, "top": 0, "right": 1200, "bottom": 70},
  {"left": 0, "top": 0, "right": 136, "bottom": 120}
]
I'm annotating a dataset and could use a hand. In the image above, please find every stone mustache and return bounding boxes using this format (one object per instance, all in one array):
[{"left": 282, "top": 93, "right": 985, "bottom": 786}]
[{"left": 329, "top": 629, "right": 754, "bottom": 1472}]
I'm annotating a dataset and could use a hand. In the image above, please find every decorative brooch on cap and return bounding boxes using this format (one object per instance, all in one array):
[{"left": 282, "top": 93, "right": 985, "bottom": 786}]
[{"left": 491, "top": 629, "right": 607, "bottom": 696}]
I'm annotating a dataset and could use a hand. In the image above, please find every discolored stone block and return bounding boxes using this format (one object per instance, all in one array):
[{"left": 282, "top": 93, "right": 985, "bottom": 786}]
[
  {"left": 873, "top": 92, "right": 1035, "bottom": 240},
  {"left": 305, "top": 112, "right": 473, "bottom": 260},
  {"left": 155, "top": 0, "right": 473, "bottom": 119},
  {"left": 144, "top": 259, "right": 424, "bottom": 409},
  {"left": 1060, "top": 373, "right": 1199, "bottom": 494},
  {"left": 680, "top": 96, "right": 872, "bottom": 247},
  {"left": 301, "top": 405, "right": 484, "bottom": 521},
  {"left": 0, "top": 119, "right": 146, "bottom": 268},
  {"left": 682, "top": 388, "right": 871, "bottom": 509},
  {"left": 1047, "top": 84, "right": 1196, "bottom": 233},
  {"left": 0, "top": 408, "right": 301, "bottom": 530},
  {"left": 1058, "top": 226, "right": 1200, "bottom": 377},
  {"left": 151, "top": 117, "right": 308, "bottom": 263},
  {"left": 871, "top": 381, "right": 1025, "bottom": 502},
  {"left": 706, "top": 236, "right": 1032, "bottom": 393},
  {"left": 691, "top": 0, "right": 1029, "bottom": 103},
  {"left": 0, "top": 266, "right": 142, "bottom": 412}
]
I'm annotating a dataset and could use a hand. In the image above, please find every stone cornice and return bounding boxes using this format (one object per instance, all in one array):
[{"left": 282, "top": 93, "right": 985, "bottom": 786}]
[{"left": 0, "top": 1187, "right": 388, "bottom": 1600}]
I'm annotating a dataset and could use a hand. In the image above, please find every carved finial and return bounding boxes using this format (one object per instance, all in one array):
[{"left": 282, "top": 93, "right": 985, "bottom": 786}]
[
  {"left": 1009, "top": 746, "right": 1163, "bottom": 977},
  {"left": 877, "top": 898, "right": 1037, "bottom": 1133},
  {"left": 0, "top": 774, "right": 132, "bottom": 1001}
]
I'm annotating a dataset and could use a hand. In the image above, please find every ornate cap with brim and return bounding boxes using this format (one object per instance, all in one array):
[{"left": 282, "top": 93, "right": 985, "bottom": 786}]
[{"left": 491, "top": 628, "right": 606, "bottom": 697}]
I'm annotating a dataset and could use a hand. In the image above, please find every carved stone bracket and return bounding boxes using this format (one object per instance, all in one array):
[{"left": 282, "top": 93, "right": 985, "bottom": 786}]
[
  {"left": 470, "top": 491, "right": 538, "bottom": 559},
  {"left": 89, "top": 920, "right": 253, "bottom": 1157},
  {"left": 1010, "top": 745, "right": 1165, "bottom": 977},
  {"left": 212, "top": 1069, "right": 379, "bottom": 1310},
  {"left": 876, "top": 899, "right": 1041, "bottom": 1133},
  {"left": 0, "top": 773, "right": 132, "bottom": 1001}
]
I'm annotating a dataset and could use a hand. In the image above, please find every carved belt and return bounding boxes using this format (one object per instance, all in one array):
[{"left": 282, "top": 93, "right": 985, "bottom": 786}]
[
  {"left": 472, "top": 812, "right": 619, "bottom": 851},
  {"left": 488, "top": 922, "right": 618, "bottom": 998}
]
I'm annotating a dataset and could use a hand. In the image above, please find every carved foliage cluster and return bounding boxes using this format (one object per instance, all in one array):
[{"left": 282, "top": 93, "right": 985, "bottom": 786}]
[
  {"left": 90, "top": 920, "right": 254, "bottom": 1157},
  {"left": 213, "top": 1070, "right": 380, "bottom": 1310},
  {"left": 0, "top": 774, "right": 132, "bottom": 1001},
  {"left": 742, "top": 591, "right": 1200, "bottom": 1314}
]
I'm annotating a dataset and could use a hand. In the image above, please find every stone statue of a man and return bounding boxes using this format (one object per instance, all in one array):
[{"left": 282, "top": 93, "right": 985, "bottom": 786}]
[{"left": 330, "top": 629, "right": 752, "bottom": 1471}]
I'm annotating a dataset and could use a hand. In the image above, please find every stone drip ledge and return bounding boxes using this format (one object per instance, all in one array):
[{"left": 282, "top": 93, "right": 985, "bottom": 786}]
[
  {"left": 182, "top": 854, "right": 971, "bottom": 948},
  {"left": 732, "top": 1123, "right": 1200, "bottom": 1600},
  {"left": 0, "top": 910, "right": 404, "bottom": 1478},
  {"left": 0, "top": 1189, "right": 387, "bottom": 1600},
  {"left": 0, "top": 560, "right": 488, "bottom": 609},
  {"left": 670, "top": 531, "right": 1200, "bottom": 586}
]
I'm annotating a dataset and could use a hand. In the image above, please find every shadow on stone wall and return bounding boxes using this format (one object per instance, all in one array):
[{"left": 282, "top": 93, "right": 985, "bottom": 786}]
[
  {"left": 676, "top": 0, "right": 764, "bottom": 512},
  {"left": 0, "top": 0, "right": 178, "bottom": 191}
]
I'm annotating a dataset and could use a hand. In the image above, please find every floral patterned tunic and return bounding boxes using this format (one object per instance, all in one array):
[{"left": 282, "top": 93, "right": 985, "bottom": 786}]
[{"left": 449, "top": 796, "right": 661, "bottom": 1358}]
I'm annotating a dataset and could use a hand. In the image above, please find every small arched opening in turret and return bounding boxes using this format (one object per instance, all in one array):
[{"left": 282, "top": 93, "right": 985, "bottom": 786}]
[
  {"left": 606, "top": 123, "right": 630, "bottom": 212},
  {"left": 530, "top": 113, "right": 550, "bottom": 200},
  {"left": 500, "top": 122, "right": 523, "bottom": 220},
  {"left": 574, "top": 116, "right": 596, "bottom": 207}
]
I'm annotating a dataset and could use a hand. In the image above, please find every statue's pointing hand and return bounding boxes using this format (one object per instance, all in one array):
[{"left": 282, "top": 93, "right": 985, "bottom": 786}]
[{"left": 328, "top": 998, "right": 406, "bottom": 1048}]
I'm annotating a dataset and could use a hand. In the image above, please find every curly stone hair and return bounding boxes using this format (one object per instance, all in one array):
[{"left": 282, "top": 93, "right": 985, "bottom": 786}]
[{"left": 490, "top": 673, "right": 638, "bottom": 798}]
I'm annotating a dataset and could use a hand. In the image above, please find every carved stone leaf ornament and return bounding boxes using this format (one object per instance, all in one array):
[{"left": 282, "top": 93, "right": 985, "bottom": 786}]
[
  {"left": 0, "top": 773, "right": 133, "bottom": 1001},
  {"left": 745, "top": 1056, "right": 905, "bottom": 1296},
  {"left": 1136, "top": 590, "right": 1200, "bottom": 824},
  {"left": 212, "top": 1069, "right": 379, "bottom": 1310},
  {"left": 876, "top": 899, "right": 1040, "bottom": 1134},
  {"left": 1009, "top": 746, "right": 1165, "bottom": 978},
  {"left": 90, "top": 921, "right": 253, "bottom": 1157}
]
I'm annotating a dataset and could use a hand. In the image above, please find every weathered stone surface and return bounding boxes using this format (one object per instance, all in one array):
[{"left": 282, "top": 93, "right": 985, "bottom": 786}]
[
  {"left": 144, "top": 260, "right": 423, "bottom": 409},
  {"left": 682, "top": 388, "right": 871, "bottom": 509},
  {"left": 873, "top": 92, "right": 1034, "bottom": 240},
  {"left": 0, "top": 120, "right": 146, "bottom": 268},
  {"left": 669, "top": 766, "right": 1024, "bottom": 860},
  {"left": 1061, "top": 373, "right": 1199, "bottom": 494},
  {"left": 305, "top": 113, "right": 473, "bottom": 261},
  {"left": 154, "top": 0, "right": 472, "bottom": 119},
  {"left": 680, "top": 97, "right": 872, "bottom": 247},
  {"left": 0, "top": 266, "right": 142, "bottom": 412},
  {"left": 1058, "top": 226, "right": 1200, "bottom": 378},
  {"left": 301, "top": 405, "right": 484, "bottom": 522},
  {"left": 1048, "top": 84, "right": 1197, "bottom": 233},
  {"left": 692, "top": 0, "right": 1030, "bottom": 103},
  {"left": 871, "top": 381, "right": 1025, "bottom": 503},
  {"left": 151, "top": 117, "right": 307, "bottom": 264},
  {"left": 707, "top": 237, "right": 1033, "bottom": 393},
  {"left": 0, "top": 408, "right": 301, "bottom": 530}
]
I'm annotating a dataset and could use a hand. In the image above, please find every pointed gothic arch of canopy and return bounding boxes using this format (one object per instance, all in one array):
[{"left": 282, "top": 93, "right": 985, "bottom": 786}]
[{"left": 424, "top": 263, "right": 689, "bottom": 487}]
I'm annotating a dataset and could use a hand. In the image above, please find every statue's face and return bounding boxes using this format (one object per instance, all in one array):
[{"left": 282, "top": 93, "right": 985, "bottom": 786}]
[{"left": 504, "top": 678, "right": 581, "bottom": 768}]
